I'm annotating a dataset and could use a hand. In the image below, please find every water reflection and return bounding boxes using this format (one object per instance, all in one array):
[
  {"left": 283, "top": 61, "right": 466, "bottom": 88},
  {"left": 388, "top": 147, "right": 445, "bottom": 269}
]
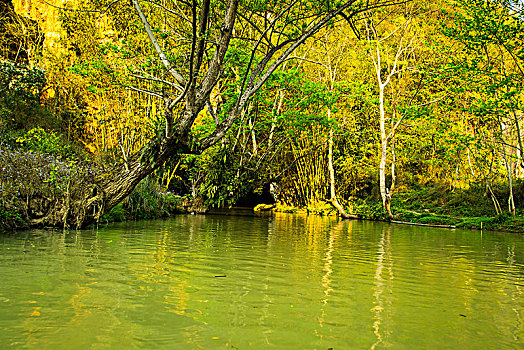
[
  {"left": 371, "top": 225, "right": 394, "bottom": 350},
  {"left": 0, "top": 216, "right": 523, "bottom": 349}
]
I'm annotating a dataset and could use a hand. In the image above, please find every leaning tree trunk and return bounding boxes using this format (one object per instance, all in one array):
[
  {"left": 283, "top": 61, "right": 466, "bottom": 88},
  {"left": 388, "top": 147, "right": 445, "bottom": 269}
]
[{"left": 28, "top": 130, "right": 186, "bottom": 229}]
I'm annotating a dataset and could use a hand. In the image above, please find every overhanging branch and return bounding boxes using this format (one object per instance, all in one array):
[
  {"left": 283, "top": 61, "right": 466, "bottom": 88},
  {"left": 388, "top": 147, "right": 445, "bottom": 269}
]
[{"left": 132, "top": 0, "right": 187, "bottom": 86}]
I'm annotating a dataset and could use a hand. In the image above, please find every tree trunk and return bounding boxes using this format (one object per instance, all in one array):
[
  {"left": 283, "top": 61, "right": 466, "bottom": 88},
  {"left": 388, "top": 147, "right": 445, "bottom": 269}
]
[
  {"left": 378, "top": 84, "right": 393, "bottom": 219},
  {"left": 327, "top": 110, "right": 357, "bottom": 219},
  {"left": 497, "top": 105, "right": 516, "bottom": 216},
  {"left": 27, "top": 131, "right": 186, "bottom": 228},
  {"left": 268, "top": 90, "right": 284, "bottom": 148},
  {"left": 390, "top": 114, "right": 396, "bottom": 195}
]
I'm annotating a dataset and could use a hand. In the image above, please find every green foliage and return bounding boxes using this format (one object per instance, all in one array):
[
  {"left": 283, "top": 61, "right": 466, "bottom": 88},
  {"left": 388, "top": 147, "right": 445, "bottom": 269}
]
[
  {"left": 0, "top": 198, "right": 25, "bottom": 231},
  {"left": 102, "top": 177, "right": 185, "bottom": 223},
  {"left": 0, "top": 60, "right": 46, "bottom": 98},
  {"left": 16, "top": 127, "right": 72, "bottom": 157},
  {"left": 353, "top": 200, "right": 387, "bottom": 220},
  {"left": 101, "top": 203, "right": 127, "bottom": 223},
  {"left": 0, "top": 61, "right": 54, "bottom": 143},
  {"left": 124, "top": 177, "right": 164, "bottom": 219},
  {"left": 193, "top": 147, "right": 255, "bottom": 208}
]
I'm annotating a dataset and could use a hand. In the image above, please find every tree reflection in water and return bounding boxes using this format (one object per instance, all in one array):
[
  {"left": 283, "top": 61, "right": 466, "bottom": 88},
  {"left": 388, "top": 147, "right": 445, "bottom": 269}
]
[{"left": 371, "top": 225, "right": 394, "bottom": 349}]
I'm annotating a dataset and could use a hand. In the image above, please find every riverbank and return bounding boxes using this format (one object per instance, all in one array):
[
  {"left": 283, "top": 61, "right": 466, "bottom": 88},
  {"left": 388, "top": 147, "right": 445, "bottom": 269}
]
[
  {"left": 2, "top": 162, "right": 523, "bottom": 234},
  {"left": 263, "top": 203, "right": 524, "bottom": 234},
  {"left": 259, "top": 204, "right": 523, "bottom": 234},
  {"left": 255, "top": 182, "right": 524, "bottom": 234},
  {"left": 389, "top": 184, "right": 524, "bottom": 233}
]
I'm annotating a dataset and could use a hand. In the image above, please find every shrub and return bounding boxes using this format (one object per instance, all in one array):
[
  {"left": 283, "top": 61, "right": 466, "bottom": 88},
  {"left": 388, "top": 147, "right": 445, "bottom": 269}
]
[
  {"left": 16, "top": 127, "right": 72, "bottom": 157},
  {"left": 0, "top": 61, "right": 55, "bottom": 141}
]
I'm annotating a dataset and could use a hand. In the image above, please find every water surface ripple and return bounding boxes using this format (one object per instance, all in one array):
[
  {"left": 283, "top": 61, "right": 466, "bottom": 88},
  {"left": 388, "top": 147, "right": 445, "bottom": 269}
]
[{"left": 0, "top": 214, "right": 523, "bottom": 349}]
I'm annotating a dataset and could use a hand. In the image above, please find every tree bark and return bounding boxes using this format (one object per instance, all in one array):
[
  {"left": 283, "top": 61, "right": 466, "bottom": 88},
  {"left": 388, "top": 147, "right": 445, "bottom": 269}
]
[
  {"left": 327, "top": 109, "right": 357, "bottom": 219},
  {"left": 366, "top": 15, "right": 412, "bottom": 220},
  {"left": 378, "top": 83, "right": 393, "bottom": 219}
]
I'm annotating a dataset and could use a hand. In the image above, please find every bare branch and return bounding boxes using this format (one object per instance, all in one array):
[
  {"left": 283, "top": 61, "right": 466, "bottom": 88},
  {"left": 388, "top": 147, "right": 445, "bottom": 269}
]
[
  {"left": 193, "top": 0, "right": 211, "bottom": 76},
  {"left": 41, "top": 0, "right": 119, "bottom": 13},
  {"left": 235, "top": 11, "right": 274, "bottom": 48},
  {"left": 126, "top": 85, "right": 163, "bottom": 99},
  {"left": 238, "top": 3, "right": 303, "bottom": 104},
  {"left": 198, "top": 0, "right": 238, "bottom": 100},
  {"left": 131, "top": 0, "right": 187, "bottom": 86},
  {"left": 287, "top": 56, "right": 330, "bottom": 69},
  {"left": 130, "top": 73, "right": 183, "bottom": 91},
  {"left": 142, "top": 0, "right": 192, "bottom": 24}
]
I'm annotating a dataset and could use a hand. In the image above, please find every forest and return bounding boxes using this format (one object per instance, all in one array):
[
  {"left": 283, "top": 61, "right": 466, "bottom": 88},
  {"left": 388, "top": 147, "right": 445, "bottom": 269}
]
[{"left": 1, "top": 0, "right": 523, "bottom": 232}]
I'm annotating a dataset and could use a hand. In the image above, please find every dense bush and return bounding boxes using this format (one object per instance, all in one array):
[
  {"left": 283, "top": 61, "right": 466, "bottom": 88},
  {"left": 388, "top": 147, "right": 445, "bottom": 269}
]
[
  {"left": 102, "top": 177, "right": 185, "bottom": 223},
  {"left": 16, "top": 127, "right": 72, "bottom": 157},
  {"left": 0, "top": 145, "right": 102, "bottom": 230},
  {"left": 0, "top": 147, "right": 67, "bottom": 229},
  {"left": 0, "top": 61, "right": 56, "bottom": 144}
]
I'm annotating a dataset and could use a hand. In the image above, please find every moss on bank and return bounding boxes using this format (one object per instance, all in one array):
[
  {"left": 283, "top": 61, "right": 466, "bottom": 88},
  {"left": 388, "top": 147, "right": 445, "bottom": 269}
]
[
  {"left": 389, "top": 209, "right": 524, "bottom": 233},
  {"left": 265, "top": 183, "right": 524, "bottom": 234},
  {"left": 388, "top": 183, "right": 524, "bottom": 233}
]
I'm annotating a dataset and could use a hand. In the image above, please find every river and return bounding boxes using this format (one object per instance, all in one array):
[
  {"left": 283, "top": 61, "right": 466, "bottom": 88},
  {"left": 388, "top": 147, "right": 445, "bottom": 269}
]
[{"left": 0, "top": 213, "right": 523, "bottom": 349}]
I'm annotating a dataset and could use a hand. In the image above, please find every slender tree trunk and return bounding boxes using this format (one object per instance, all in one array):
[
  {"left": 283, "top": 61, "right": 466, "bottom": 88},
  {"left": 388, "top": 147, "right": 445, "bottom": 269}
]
[
  {"left": 496, "top": 101, "right": 516, "bottom": 216},
  {"left": 451, "top": 153, "right": 460, "bottom": 191},
  {"left": 268, "top": 90, "right": 284, "bottom": 147},
  {"left": 327, "top": 109, "right": 357, "bottom": 219},
  {"left": 390, "top": 109, "right": 397, "bottom": 195},
  {"left": 499, "top": 139, "right": 516, "bottom": 216},
  {"left": 366, "top": 16, "right": 411, "bottom": 219},
  {"left": 248, "top": 117, "right": 258, "bottom": 156},
  {"left": 390, "top": 130, "right": 396, "bottom": 195},
  {"left": 468, "top": 146, "right": 502, "bottom": 215},
  {"left": 487, "top": 184, "right": 502, "bottom": 215},
  {"left": 378, "top": 84, "right": 393, "bottom": 219}
]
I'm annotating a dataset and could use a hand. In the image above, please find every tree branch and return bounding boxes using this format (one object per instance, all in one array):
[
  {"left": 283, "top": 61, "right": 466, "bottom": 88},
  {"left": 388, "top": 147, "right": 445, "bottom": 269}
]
[
  {"left": 199, "top": 0, "right": 365, "bottom": 150},
  {"left": 132, "top": 0, "right": 187, "bottom": 86},
  {"left": 126, "top": 85, "right": 163, "bottom": 98},
  {"left": 198, "top": 0, "right": 239, "bottom": 99}
]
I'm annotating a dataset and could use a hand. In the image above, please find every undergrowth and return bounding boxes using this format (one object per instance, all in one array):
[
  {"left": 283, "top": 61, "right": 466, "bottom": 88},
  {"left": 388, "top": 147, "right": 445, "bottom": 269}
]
[
  {"left": 386, "top": 182, "right": 523, "bottom": 233},
  {"left": 101, "top": 177, "right": 185, "bottom": 223}
]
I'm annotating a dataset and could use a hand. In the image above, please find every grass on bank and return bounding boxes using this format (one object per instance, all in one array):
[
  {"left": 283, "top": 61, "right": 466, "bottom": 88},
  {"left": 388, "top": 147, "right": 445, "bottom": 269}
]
[
  {"left": 390, "top": 182, "right": 524, "bottom": 233},
  {"left": 268, "top": 182, "right": 524, "bottom": 234},
  {"left": 101, "top": 177, "right": 186, "bottom": 223},
  {"left": 350, "top": 182, "right": 524, "bottom": 233}
]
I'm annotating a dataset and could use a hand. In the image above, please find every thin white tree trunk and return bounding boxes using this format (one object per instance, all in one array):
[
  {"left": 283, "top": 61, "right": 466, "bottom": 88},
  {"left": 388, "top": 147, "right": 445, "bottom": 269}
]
[
  {"left": 268, "top": 90, "right": 284, "bottom": 148},
  {"left": 378, "top": 83, "right": 392, "bottom": 218},
  {"left": 249, "top": 117, "right": 258, "bottom": 156},
  {"left": 327, "top": 109, "right": 355, "bottom": 219}
]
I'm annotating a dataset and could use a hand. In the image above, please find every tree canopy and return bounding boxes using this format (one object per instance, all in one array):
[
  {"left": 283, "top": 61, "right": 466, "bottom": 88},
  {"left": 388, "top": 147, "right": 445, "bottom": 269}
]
[{"left": 1, "top": 0, "right": 524, "bottom": 230}]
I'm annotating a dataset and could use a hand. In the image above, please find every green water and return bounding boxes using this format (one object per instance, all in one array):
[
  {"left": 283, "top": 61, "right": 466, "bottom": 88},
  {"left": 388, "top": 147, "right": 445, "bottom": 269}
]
[{"left": 0, "top": 213, "right": 523, "bottom": 349}]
